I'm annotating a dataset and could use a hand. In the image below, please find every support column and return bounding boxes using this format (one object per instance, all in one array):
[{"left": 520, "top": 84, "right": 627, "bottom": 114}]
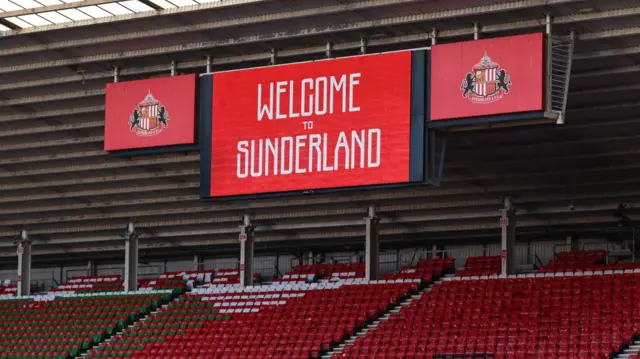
[
  {"left": 194, "top": 254, "right": 203, "bottom": 271},
  {"left": 500, "top": 198, "right": 516, "bottom": 276},
  {"left": 87, "top": 260, "right": 97, "bottom": 276},
  {"left": 124, "top": 222, "right": 138, "bottom": 292},
  {"left": 239, "top": 214, "right": 255, "bottom": 287},
  {"left": 302, "top": 251, "right": 314, "bottom": 265},
  {"left": 17, "top": 230, "right": 31, "bottom": 297},
  {"left": 365, "top": 206, "right": 380, "bottom": 281},
  {"left": 567, "top": 235, "right": 580, "bottom": 251}
]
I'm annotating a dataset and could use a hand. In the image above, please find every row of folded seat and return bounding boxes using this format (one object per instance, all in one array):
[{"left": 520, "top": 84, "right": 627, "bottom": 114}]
[
  {"left": 86, "top": 262, "right": 446, "bottom": 359},
  {"left": 380, "top": 258, "right": 454, "bottom": 282},
  {"left": 456, "top": 256, "right": 501, "bottom": 277},
  {"left": 0, "top": 291, "right": 174, "bottom": 359},
  {"left": 278, "top": 263, "right": 365, "bottom": 282},
  {"left": 539, "top": 250, "right": 640, "bottom": 272},
  {"left": 0, "top": 280, "right": 17, "bottom": 296},
  {"left": 333, "top": 271, "right": 640, "bottom": 359}
]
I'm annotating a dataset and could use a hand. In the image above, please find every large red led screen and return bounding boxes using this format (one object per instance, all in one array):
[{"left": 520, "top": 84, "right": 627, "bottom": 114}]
[
  {"left": 104, "top": 74, "right": 196, "bottom": 151},
  {"left": 430, "top": 33, "right": 545, "bottom": 121},
  {"left": 208, "top": 52, "right": 413, "bottom": 197}
]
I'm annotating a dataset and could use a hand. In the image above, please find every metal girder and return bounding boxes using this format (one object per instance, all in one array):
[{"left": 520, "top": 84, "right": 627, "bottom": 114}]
[
  {"left": 0, "top": 106, "right": 103, "bottom": 123},
  {"left": 0, "top": 122, "right": 102, "bottom": 138},
  {"left": 0, "top": 169, "right": 198, "bottom": 190},
  {"left": 0, "top": 0, "right": 425, "bottom": 57},
  {"left": 0, "top": 1, "right": 120, "bottom": 19},
  {"left": 0, "top": 89, "right": 104, "bottom": 107},
  {"left": 578, "top": 27, "right": 640, "bottom": 41},
  {"left": 0, "top": 182, "right": 199, "bottom": 204},
  {"left": 0, "top": 19, "right": 20, "bottom": 30},
  {"left": 5, "top": 187, "right": 640, "bottom": 237},
  {"left": 0, "top": 0, "right": 269, "bottom": 38},
  {"left": 0, "top": 200, "right": 627, "bottom": 246},
  {"left": 0, "top": 0, "right": 586, "bottom": 76},
  {"left": 137, "top": 0, "right": 162, "bottom": 11},
  {"left": 0, "top": 214, "right": 615, "bottom": 257},
  {"left": 572, "top": 65, "right": 640, "bottom": 79},
  {"left": 575, "top": 45, "right": 640, "bottom": 60},
  {"left": 0, "top": 151, "right": 104, "bottom": 166},
  {"left": 0, "top": 154, "right": 199, "bottom": 179},
  {"left": 0, "top": 136, "right": 103, "bottom": 151}
]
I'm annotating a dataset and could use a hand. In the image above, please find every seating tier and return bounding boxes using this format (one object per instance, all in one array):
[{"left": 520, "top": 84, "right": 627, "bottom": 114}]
[{"left": 334, "top": 272, "right": 640, "bottom": 359}]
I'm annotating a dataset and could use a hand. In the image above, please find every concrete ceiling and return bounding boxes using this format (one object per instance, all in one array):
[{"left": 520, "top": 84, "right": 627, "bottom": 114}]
[{"left": 1, "top": 0, "right": 640, "bottom": 262}]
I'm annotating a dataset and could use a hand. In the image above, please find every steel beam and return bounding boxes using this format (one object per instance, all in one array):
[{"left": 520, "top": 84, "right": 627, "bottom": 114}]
[
  {"left": 0, "top": 0, "right": 584, "bottom": 76},
  {"left": 0, "top": 1, "right": 120, "bottom": 19},
  {"left": 0, "top": 0, "right": 269, "bottom": 38},
  {"left": 0, "top": 154, "right": 199, "bottom": 179}
]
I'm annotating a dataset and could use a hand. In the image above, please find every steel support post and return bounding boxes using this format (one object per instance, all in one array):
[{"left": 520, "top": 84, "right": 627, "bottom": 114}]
[
  {"left": 194, "top": 254, "right": 203, "bottom": 270},
  {"left": 239, "top": 214, "right": 255, "bottom": 287},
  {"left": 473, "top": 22, "right": 481, "bottom": 40},
  {"left": 500, "top": 198, "right": 516, "bottom": 276},
  {"left": 303, "top": 251, "right": 314, "bottom": 265},
  {"left": 124, "top": 222, "right": 138, "bottom": 292},
  {"left": 365, "top": 206, "right": 380, "bottom": 281},
  {"left": 326, "top": 41, "right": 333, "bottom": 58},
  {"left": 205, "top": 56, "right": 212, "bottom": 73},
  {"left": 87, "top": 260, "right": 97, "bottom": 276},
  {"left": 270, "top": 48, "right": 277, "bottom": 65},
  {"left": 431, "top": 29, "right": 438, "bottom": 45},
  {"left": 17, "top": 230, "right": 31, "bottom": 297},
  {"left": 170, "top": 61, "right": 177, "bottom": 76},
  {"left": 113, "top": 66, "right": 119, "bottom": 83},
  {"left": 360, "top": 37, "right": 367, "bottom": 55}
]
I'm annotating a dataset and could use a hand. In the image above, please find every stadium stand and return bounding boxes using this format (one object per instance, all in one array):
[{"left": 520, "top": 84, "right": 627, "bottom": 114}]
[
  {"left": 0, "top": 280, "right": 16, "bottom": 297},
  {"left": 333, "top": 259, "right": 640, "bottom": 359},
  {"left": 455, "top": 256, "right": 502, "bottom": 276},
  {"left": 83, "top": 261, "right": 447, "bottom": 359},
  {"left": 0, "top": 291, "right": 173, "bottom": 359},
  {"left": 539, "top": 250, "right": 640, "bottom": 272}
]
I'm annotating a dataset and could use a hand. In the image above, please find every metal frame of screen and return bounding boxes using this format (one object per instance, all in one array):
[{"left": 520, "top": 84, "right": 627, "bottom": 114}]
[{"left": 199, "top": 50, "right": 435, "bottom": 201}]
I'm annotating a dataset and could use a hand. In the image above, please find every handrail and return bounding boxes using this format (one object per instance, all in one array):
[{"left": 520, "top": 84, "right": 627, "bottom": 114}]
[{"left": 534, "top": 254, "right": 544, "bottom": 270}]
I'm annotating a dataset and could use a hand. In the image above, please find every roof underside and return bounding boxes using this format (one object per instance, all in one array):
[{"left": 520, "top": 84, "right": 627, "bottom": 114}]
[{"left": 1, "top": 0, "right": 639, "bottom": 263}]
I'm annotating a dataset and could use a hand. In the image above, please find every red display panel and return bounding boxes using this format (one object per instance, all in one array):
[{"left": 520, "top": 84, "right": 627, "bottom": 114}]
[
  {"left": 209, "top": 52, "right": 413, "bottom": 197},
  {"left": 104, "top": 74, "right": 196, "bottom": 151},
  {"left": 430, "top": 33, "right": 545, "bottom": 121}
]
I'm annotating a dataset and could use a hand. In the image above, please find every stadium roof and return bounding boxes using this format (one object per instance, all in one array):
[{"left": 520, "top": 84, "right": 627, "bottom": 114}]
[
  {"left": 2, "top": 0, "right": 640, "bottom": 263},
  {"left": 0, "top": 0, "right": 223, "bottom": 31}
]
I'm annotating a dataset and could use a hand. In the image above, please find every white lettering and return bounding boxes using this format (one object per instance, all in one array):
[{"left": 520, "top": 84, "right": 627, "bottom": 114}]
[
  {"left": 275, "top": 81, "right": 287, "bottom": 120},
  {"left": 281, "top": 137, "right": 293, "bottom": 175},
  {"left": 330, "top": 75, "right": 346, "bottom": 113},
  {"left": 237, "top": 141, "right": 249, "bottom": 178},
  {"left": 257, "top": 73, "right": 361, "bottom": 121},
  {"left": 368, "top": 128, "right": 381, "bottom": 167},
  {"left": 349, "top": 73, "right": 361, "bottom": 112},
  {"left": 295, "top": 136, "right": 307, "bottom": 174},
  {"left": 235, "top": 129, "right": 381, "bottom": 178}
]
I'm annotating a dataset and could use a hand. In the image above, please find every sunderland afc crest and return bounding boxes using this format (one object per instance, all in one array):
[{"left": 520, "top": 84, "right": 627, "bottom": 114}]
[
  {"left": 129, "top": 90, "right": 169, "bottom": 136},
  {"left": 461, "top": 52, "right": 512, "bottom": 104}
]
